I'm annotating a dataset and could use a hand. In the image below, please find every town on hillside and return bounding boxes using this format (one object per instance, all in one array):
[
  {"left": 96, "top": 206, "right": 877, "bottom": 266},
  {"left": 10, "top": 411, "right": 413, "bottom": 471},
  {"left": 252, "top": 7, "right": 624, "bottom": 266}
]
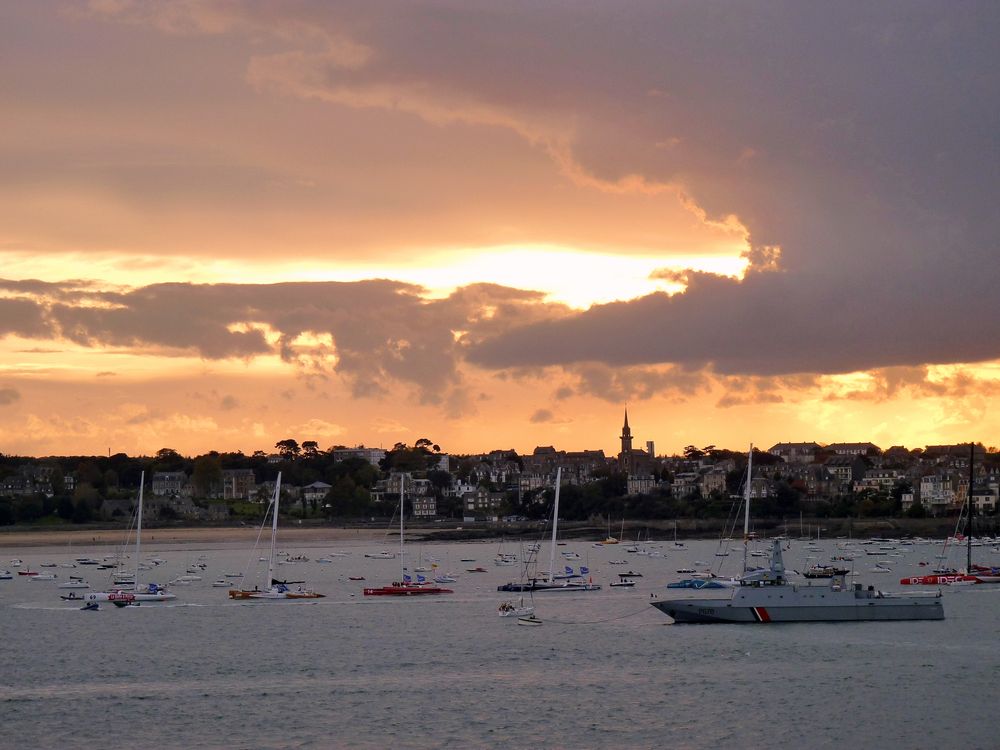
[{"left": 1, "top": 412, "right": 997, "bottom": 527}]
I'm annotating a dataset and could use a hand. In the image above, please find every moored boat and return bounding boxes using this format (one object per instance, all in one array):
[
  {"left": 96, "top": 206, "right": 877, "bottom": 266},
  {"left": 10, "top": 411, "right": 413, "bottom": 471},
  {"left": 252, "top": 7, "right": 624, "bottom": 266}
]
[
  {"left": 228, "top": 473, "right": 324, "bottom": 600},
  {"left": 363, "top": 477, "right": 452, "bottom": 597},
  {"left": 497, "top": 467, "right": 601, "bottom": 594},
  {"left": 652, "top": 539, "right": 944, "bottom": 623}
]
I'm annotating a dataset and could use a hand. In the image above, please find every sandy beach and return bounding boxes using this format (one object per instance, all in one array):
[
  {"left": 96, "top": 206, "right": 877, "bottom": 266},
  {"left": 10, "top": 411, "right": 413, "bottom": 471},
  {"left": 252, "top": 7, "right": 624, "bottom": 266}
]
[{"left": 0, "top": 525, "right": 394, "bottom": 549}]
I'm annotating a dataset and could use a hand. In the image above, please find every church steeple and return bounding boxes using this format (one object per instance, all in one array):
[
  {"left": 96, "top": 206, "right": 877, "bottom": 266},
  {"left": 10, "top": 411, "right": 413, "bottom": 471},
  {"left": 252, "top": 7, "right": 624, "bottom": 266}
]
[{"left": 619, "top": 406, "right": 633, "bottom": 474}]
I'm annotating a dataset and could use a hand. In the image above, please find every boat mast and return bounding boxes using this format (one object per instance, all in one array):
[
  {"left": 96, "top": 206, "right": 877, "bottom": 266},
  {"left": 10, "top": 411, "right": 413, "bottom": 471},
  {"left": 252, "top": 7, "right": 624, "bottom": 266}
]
[
  {"left": 399, "top": 473, "right": 406, "bottom": 584},
  {"left": 743, "top": 445, "right": 752, "bottom": 573},
  {"left": 268, "top": 472, "right": 282, "bottom": 588},
  {"left": 967, "top": 443, "right": 973, "bottom": 574},
  {"left": 134, "top": 471, "right": 144, "bottom": 592},
  {"left": 548, "top": 467, "right": 562, "bottom": 584}
]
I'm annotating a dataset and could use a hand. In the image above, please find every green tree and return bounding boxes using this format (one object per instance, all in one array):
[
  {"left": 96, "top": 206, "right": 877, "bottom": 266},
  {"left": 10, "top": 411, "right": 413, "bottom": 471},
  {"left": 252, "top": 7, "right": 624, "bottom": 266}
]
[
  {"left": 14, "top": 496, "right": 45, "bottom": 522},
  {"left": 50, "top": 468, "right": 65, "bottom": 496},
  {"left": 57, "top": 495, "right": 75, "bottom": 520},
  {"left": 154, "top": 448, "right": 186, "bottom": 472},
  {"left": 192, "top": 454, "right": 223, "bottom": 498},
  {"left": 71, "top": 497, "right": 93, "bottom": 523},
  {"left": 275, "top": 439, "right": 300, "bottom": 459}
]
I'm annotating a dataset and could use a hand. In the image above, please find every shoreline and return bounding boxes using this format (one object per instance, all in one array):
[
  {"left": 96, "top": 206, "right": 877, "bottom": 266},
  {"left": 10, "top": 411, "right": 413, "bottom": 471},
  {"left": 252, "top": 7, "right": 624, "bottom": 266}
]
[{"left": 0, "top": 526, "right": 398, "bottom": 549}]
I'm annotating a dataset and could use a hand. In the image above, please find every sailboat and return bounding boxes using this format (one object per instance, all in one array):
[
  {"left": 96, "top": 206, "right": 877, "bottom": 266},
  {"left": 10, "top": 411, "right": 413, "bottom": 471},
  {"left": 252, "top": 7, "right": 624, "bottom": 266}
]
[
  {"left": 600, "top": 516, "right": 623, "bottom": 545},
  {"left": 668, "top": 447, "right": 758, "bottom": 591},
  {"left": 672, "top": 520, "right": 686, "bottom": 549},
  {"left": 364, "top": 477, "right": 453, "bottom": 596},
  {"left": 85, "top": 472, "right": 176, "bottom": 606},
  {"left": 499, "top": 541, "right": 536, "bottom": 617},
  {"left": 497, "top": 467, "right": 600, "bottom": 593},
  {"left": 229, "top": 473, "right": 324, "bottom": 600},
  {"left": 902, "top": 443, "right": 998, "bottom": 586}
]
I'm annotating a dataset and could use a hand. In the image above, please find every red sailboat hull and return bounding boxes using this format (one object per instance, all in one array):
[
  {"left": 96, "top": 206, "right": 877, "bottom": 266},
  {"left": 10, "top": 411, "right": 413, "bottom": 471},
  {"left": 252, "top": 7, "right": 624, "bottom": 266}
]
[
  {"left": 363, "top": 584, "right": 453, "bottom": 596},
  {"left": 900, "top": 574, "right": 979, "bottom": 585}
]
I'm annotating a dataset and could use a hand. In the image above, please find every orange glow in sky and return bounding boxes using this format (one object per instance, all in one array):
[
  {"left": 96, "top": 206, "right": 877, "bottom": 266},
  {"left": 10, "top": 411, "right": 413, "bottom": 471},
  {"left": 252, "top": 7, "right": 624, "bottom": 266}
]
[{"left": 0, "top": 3, "right": 997, "bottom": 458}]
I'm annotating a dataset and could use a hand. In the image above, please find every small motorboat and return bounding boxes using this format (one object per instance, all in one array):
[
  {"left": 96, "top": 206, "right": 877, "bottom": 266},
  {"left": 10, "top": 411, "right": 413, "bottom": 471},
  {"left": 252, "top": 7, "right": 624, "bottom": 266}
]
[
  {"left": 610, "top": 579, "right": 636, "bottom": 588},
  {"left": 466, "top": 567, "right": 488, "bottom": 573},
  {"left": 348, "top": 576, "right": 365, "bottom": 581},
  {"left": 61, "top": 592, "right": 85, "bottom": 601},
  {"left": 81, "top": 602, "right": 100, "bottom": 611},
  {"left": 517, "top": 614, "right": 543, "bottom": 626},
  {"left": 0, "top": 571, "right": 12, "bottom": 580},
  {"left": 212, "top": 579, "right": 233, "bottom": 587}
]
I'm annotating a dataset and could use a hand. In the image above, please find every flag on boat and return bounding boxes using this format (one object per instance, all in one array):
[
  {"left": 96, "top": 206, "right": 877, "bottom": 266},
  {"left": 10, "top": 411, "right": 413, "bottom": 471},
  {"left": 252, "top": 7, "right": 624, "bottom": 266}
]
[
  {"left": 580, "top": 566, "right": 589, "bottom": 575},
  {"left": 403, "top": 574, "right": 412, "bottom": 583},
  {"left": 416, "top": 575, "right": 426, "bottom": 583},
  {"left": 564, "top": 566, "right": 574, "bottom": 575},
  {"left": 432, "top": 563, "right": 439, "bottom": 569}
]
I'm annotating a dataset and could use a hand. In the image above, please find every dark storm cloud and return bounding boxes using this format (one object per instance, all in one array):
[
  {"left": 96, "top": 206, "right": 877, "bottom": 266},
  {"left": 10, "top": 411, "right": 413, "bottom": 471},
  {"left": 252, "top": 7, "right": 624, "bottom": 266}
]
[
  {"left": 0, "top": 298, "right": 54, "bottom": 338},
  {"left": 297, "top": 2, "right": 997, "bottom": 378},
  {"left": 9, "top": 278, "right": 560, "bottom": 403},
  {"left": 8, "top": 3, "right": 1000, "bottom": 403},
  {"left": 195, "top": 1, "right": 998, "bottom": 380}
]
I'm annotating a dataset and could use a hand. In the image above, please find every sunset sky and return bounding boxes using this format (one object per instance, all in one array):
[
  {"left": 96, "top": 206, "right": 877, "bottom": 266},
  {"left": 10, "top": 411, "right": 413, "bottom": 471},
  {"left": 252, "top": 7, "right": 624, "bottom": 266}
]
[{"left": 1, "top": 1, "right": 998, "bottom": 459}]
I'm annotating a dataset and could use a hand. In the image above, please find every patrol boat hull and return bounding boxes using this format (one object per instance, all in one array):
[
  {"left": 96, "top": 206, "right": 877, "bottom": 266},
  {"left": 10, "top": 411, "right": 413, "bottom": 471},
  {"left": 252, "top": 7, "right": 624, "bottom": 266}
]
[
  {"left": 651, "top": 584, "right": 944, "bottom": 623},
  {"left": 652, "top": 538, "right": 944, "bottom": 623}
]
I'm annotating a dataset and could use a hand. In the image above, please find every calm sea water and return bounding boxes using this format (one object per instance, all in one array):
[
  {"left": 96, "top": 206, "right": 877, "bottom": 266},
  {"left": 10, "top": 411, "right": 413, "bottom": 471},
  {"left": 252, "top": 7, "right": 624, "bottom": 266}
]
[{"left": 1, "top": 536, "right": 997, "bottom": 749}]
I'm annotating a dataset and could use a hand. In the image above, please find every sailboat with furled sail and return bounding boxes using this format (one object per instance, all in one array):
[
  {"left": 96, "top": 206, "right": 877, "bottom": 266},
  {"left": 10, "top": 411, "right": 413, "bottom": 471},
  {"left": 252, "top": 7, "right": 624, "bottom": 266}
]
[
  {"left": 498, "top": 467, "right": 601, "bottom": 593},
  {"left": 901, "top": 443, "right": 999, "bottom": 586},
  {"left": 229, "top": 473, "right": 324, "bottom": 600},
  {"left": 364, "top": 476, "right": 454, "bottom": 596},
  {"left": 85, "top": 471, "right": 176, "bottom": 606}
]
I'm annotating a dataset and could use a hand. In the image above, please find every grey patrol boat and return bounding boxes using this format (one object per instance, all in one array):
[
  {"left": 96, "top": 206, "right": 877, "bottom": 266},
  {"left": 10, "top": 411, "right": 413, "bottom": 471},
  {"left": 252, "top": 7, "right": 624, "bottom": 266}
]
[{"left": 651, "top": 539, "right": 944, "bottom": 623}]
